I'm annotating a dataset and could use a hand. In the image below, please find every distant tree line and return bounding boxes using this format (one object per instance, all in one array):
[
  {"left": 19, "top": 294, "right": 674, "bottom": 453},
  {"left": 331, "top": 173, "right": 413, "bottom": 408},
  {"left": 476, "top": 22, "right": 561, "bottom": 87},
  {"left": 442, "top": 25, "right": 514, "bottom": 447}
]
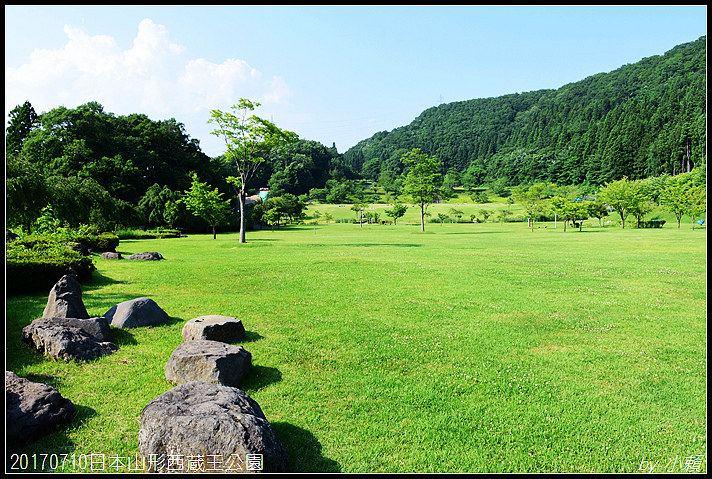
[
  {"left": 5, "top": 100, "right": 361, "bottom": 234},
  {"left": 344, "top": 36, "right": 706, "bottom": 188}
]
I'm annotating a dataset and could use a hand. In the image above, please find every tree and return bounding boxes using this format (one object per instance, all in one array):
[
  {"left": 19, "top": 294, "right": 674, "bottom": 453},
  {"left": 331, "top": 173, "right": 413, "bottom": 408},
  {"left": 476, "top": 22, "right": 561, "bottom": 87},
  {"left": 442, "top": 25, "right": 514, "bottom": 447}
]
[
  {"left": 139, "top": 184, "right": 181, "bottom": 228},
  {"left": 627, "top": 181, "right": 653, "bottom": 228},
  {"left": 586, "top": 200, "right": 610, "bottom": 227},
  {"left": 6, "top": 154, "right": 49, "bottom": 233},
  {"left": 401, "top": 148, "right": 445, "bottom": 232},
  {"left": 661, "top": 177, "right": 691, "bottom": 228},
  {"left": 6, "top": 101, "right": 39, "bottom": 157},
  {"left": 598, "top": 177, "right": 634, "bottom": 229},
  {"left": 448, "top": 208, "right": 464, "bottom": 222},
  {"left": 209, "top": 99, "right": 298, "bottom": 243},
  {"left": 263, "top": 208, "right": 281, "bottom": 231},
  {"left": 384, "top": 202, "right": 408, "bottom": 225},
  {"left": 514, "top": 182, "right": 548, "bottom": 230},
  {"left": 350, "top": 202, "right": 368, "bottom": 227},
  {"left": 551, "top": 197, "right": 580, "bottom": 232},
  {"left": 685, "top": 186, "right": 706, "bottom": 230},
  {"left": 179, "top": 174, "right": 232, "bottom": 239}
]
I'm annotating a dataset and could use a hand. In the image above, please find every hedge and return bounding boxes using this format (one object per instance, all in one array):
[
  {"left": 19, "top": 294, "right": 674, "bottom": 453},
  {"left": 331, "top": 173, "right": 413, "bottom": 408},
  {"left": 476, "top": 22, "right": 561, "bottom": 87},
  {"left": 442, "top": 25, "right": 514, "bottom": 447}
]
[{"left": 6, "top": 237, "right": 96, "bottom": 295}]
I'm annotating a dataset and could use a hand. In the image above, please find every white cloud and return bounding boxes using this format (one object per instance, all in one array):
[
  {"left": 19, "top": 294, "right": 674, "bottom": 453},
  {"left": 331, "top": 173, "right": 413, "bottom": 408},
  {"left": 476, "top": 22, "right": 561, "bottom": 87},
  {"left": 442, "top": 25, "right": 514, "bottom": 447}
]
[
  {"left": 262, "top": 76, "right": 293, "bottom": 106},
  {"left": 5, "top": 18, "right": 294, "bottom": 156}
]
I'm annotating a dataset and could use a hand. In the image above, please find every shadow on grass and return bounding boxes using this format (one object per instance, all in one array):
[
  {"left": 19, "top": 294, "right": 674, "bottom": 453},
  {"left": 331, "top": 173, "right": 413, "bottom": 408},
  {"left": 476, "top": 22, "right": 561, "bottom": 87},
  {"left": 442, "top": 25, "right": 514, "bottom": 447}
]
[
  {"left": 241, "top": 365, "right": 282, "bottom": 391},
  {"left": 340, "top": 243, "right": 422, "bottom": 248},
  {"left": 109, "top": 327, "right": 138, "bottom": 347},
  {"left": 7, "top": 404, "right": 97, "bottom": 461},
  {"left": 272, "top": 422, "right": 341, "bottom": 473},
  {"left": 442, "top": 230, "right": 508, "bottom": 235},
  {"left": 8, "top": 342, "right": 61, "bottom": 372},
  {"left": 243, "top": 331, "right": 265, "bottom": 343},
  {"left": 82, "top": 270, "right": 127, "bottom": 291}
]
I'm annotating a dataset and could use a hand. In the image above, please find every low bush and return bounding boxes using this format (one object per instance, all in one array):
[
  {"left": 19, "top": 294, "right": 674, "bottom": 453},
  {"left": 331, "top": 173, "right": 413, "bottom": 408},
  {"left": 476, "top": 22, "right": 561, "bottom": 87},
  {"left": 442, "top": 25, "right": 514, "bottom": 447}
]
[
  {"left": 6, "top": 236, "right": 96, "bottom": 295},
  {"left": 640, "top": 219, "right": 666, "bottom": 228},
  {"left": 74, "top": 232, "right": 120, "bottom": 252},
  {"left": 115, "top": 228, "right": 182, "bottom": 240}
]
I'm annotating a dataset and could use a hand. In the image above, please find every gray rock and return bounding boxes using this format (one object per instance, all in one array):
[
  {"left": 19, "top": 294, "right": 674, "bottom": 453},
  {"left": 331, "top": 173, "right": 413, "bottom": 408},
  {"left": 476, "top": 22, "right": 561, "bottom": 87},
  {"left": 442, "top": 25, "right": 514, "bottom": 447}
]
[
  {"left": 139, "top": 381, "right": 288, "bottom": 473},
  {"left": 182, "top": 315, "right": 247, "bottom": 343},
  {"left": 21, "top": 318, "right": 118, "bottom": 362},
  {"left": 68, "top": 242, "right": 90, "bottom": 256},
  {"left": 42, "top": 275, "right": 90, "bottom": 319},
  {"left": 43, "top": 316, "right": 112, "bottom": 342},
  {"left": 104, "top": 297, "right": 169, "bottom": 329},
  {"left": 126, "top": 251, "right": 163, "bottom": 261},
  {"left": 165, "top": 340, "right": 251, "bottom": 388},
  {"left": 6, "top": 371, "right": 75, "bottom": 446},
  {"left": 101, "top": 252, "right": 122, "bottom": 260}
]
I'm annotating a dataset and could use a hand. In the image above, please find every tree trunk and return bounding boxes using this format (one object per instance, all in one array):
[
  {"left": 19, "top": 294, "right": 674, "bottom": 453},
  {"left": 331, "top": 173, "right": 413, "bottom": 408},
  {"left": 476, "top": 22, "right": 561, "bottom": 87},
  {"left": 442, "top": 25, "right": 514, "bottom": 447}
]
[
  {"left": 212, "top": 224, "right": 216, "bottom": 240},
  {"left": 238, "top": 193, "right": 246, "bottom": 243}
]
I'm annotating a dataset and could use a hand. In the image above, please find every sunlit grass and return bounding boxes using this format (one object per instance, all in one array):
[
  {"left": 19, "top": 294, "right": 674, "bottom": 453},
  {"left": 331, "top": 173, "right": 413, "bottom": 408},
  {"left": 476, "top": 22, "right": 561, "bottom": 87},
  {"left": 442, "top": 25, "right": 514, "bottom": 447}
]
[{"left": 6, "top": 221, "right": 706, "bottom": 473}]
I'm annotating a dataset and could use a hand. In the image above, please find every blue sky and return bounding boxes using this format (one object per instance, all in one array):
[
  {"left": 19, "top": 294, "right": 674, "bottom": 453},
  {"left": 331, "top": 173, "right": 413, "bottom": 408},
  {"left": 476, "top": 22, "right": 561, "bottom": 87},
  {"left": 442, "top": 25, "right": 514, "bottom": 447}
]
[{"left": 5, "top": 5, "right": 707, "bottom": 157}]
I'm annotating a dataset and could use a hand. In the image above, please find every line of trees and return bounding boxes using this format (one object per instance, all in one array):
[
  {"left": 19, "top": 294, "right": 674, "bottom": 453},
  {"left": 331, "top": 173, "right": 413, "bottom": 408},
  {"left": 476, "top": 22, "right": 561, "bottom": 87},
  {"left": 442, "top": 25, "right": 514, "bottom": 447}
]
[
  {"left": 512, "top": 167, "right": 706, "bottom": 232},
  {"left": 5, "top": 99, "right": 361, "bottom": 238}
]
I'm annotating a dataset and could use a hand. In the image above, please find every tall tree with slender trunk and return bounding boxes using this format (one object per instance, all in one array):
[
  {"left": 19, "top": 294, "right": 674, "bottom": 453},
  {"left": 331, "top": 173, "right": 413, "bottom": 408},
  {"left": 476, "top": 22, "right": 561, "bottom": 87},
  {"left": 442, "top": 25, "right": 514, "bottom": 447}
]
[
  {"left": 401, "top": 148, "right": 446, "bottom": 232},
  {"left": 208, "top": 99, "right": 298, "bottom": 243}
]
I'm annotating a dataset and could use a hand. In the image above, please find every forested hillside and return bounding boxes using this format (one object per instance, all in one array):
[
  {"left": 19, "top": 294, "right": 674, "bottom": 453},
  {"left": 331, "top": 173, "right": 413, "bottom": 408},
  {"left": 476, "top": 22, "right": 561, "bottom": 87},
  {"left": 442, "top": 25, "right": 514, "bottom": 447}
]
[{"left": 344, "top": 36, "right": 706, "bottom": 187}]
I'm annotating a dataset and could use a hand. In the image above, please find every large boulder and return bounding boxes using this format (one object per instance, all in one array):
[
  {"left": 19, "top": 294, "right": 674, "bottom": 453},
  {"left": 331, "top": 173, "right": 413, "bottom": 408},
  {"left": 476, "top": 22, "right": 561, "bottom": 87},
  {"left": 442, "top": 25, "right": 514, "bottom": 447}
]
[
  {"left": 139, "top": 381, "right": 288, "bottom": 473},
  {"left": 182, "top": 315, "right": 247, "bottom": 343},
  {"left": 126, "top": 251, "right": 163, "bottom": 261},
  {"left": 42, "top": 275, "right": 90, "bottom": 319},
  {"left": 21, "top": 317, "right": 118, "bottom": 362},
  {"left": 104, "top": 297, "right": 170, "bottom": 329},
  {"left": 101, "top": 252, "right": 122, "bottom": 260},
  {"left": 6, "top": 371, "right": 75, "bottom": 446},
  {"left": 165, "top": 340, "right": 251, "bottom": 388}
]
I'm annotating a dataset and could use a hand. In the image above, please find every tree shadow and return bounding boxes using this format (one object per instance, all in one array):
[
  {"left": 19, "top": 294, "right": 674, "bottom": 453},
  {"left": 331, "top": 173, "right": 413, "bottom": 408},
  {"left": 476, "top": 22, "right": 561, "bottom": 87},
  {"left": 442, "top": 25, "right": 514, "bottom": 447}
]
[
  {"left": 82, "top": 270, "right": 127, "bottom": 291},
  {"left": 340, "top": 243, "right": 422, "bottom": 248},
  {"left": 272, "top": 422, "right": 341, "bottom": 473}
]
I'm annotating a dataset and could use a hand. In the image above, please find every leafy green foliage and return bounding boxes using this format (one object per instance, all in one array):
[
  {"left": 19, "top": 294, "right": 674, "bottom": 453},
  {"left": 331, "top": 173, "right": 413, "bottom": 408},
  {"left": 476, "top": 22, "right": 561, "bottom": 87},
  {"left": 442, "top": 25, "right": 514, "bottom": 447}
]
[
  {"left": 179, "top": 173, "right": 233, "bottom": 239},
  {"left": 345, "top": 36, "right": 706, "bottom": 186},
  {"left": 209, "top": 99, "right": 299, "bottom": 243},
  {"left": 6, "top": 101, "right": 230, "bottom": 233},
  {"left": 5, "top": 100, "right": 39, "bottom": 157},
  {"left": 401, "top": 148, "right": 447, "bottom": 232},
  {"left": 6, "top": 235, "right": 96, "bottom": 295}
]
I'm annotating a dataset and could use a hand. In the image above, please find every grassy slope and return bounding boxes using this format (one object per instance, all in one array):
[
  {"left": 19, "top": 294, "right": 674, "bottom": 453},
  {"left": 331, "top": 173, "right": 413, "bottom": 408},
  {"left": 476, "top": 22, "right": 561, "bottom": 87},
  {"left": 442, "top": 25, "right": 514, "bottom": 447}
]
[{"left": 6, "top": 220, "right": 706, "bottom": 473}]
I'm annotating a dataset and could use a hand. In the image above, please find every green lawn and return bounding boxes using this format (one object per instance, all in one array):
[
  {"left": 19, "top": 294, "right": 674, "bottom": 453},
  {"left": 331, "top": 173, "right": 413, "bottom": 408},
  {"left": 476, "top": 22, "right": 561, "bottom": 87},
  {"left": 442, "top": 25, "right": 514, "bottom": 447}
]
[{"left": 6, "top": 220, "right": 706, "bottom": 473}]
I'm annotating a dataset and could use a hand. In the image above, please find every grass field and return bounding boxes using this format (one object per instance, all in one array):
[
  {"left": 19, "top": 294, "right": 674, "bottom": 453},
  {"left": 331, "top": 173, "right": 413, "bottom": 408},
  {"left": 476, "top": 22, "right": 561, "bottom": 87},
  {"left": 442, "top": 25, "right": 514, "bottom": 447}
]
[{"left": 6, "top": 218, "right": 707, "bottom": 473}]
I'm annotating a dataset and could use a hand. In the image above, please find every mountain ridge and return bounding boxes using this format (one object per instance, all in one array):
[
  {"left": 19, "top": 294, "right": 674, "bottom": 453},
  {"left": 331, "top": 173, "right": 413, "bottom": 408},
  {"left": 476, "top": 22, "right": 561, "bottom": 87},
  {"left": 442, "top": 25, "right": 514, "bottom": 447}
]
[{"left": 344, "top": 36, "right": 706, "bottom": 186}]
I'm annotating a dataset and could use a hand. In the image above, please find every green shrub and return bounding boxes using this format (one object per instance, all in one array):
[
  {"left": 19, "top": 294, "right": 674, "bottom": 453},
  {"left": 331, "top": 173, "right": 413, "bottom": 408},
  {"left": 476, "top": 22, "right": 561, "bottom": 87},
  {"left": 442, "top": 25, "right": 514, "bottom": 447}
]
[
  {"left": 73, "top": 232, "right": 120, "bottom": 252},
  {"left": 114, "top": 228, "right": 181, "bottom": 240},
  {"left": 6, "top": 237, "right": 96, "bottom": 295},
  {"left": 640, "top": 219, "right": 666, "bottom": 228}
]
